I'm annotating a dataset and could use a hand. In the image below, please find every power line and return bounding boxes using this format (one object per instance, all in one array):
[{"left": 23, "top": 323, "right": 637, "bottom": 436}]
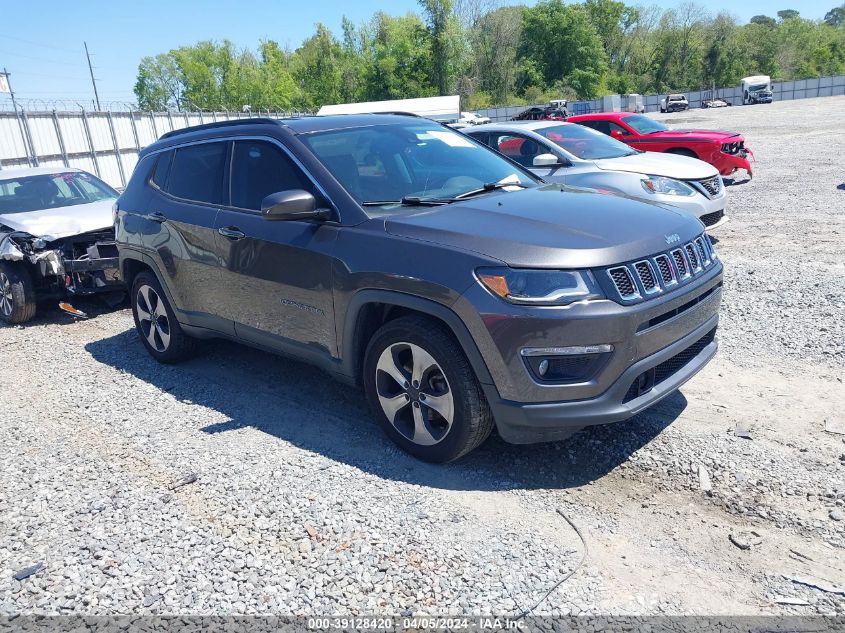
[
  {"left": 0, "top": 32, "right": 80, "bottom": 54},
  {"left": 0, "top": 47, "right": 90, "bottom": 68}
]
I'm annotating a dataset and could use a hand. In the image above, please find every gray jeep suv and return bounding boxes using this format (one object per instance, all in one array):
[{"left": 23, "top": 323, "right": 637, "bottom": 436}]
[{"left": 115, "top": 115, "right": 722, "bottom": 462}]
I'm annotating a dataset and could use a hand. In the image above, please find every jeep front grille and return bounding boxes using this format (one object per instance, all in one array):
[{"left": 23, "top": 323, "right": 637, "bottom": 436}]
[
  {"left": 654, "top": 254, "right": 676, "bottom": 286},
  {"left": 608, "top": 266, "right": 639, "bottom": 299},
  {"left": 685, "top": 243, "right": 700, "bottom": 271},
  {"left": 634, "top": 261, "right": 658, "bottom": 294},
  {"left": 603, "top": 234, "right": 717, "bottom": 303}
]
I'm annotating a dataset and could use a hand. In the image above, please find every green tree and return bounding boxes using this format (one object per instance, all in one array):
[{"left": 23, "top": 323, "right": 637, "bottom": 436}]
[
  {"left": 468, "top": 5, "right": 522, "bottom": 103},
  {"left": 291, "top": 24, "right": 344, "bottom": 108},
  {"left": 777, "top": 9, "right": 800, "bottom": 21},
  {"left": 824, "top": 5, "right": 845, "bottom": 27},
  {"left": 750, "top": 15, "right": 777, "bottom": 27},
  {"left": 518, "top": 0, "right": 608, "bottom": 98},
  {"left": 361, "top": 12, "right": 435, "bottom": 100}
]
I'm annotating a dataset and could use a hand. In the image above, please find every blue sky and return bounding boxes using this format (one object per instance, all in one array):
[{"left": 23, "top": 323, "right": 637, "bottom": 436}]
[{"left": 0, "top": 0, "right": 836, "bottom": 109}]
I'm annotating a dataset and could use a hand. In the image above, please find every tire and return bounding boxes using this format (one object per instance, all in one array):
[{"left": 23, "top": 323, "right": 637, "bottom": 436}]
[
  {"left": 0, "top": 262, "right": 37, "bottom": 324},
  {"left": 363, "top": 315, "right": 494, "bottom": 463},
  {"left": 130, "top": 271, "right": 196, "bottom": 363},
  {"left": 666, "top": 148, "right": 698, "bottom": 159}
]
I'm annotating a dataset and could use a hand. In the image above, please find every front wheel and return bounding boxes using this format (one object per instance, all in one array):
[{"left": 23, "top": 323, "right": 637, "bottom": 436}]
[
  {"left": 0, "top": 262, "right": 36, "bottom": 324},
  {"left": 363, "top": 315, "right": 494, "bottom": 463},
  {"left": 131, "top": 271, "right": 196, "bottom": 363}
]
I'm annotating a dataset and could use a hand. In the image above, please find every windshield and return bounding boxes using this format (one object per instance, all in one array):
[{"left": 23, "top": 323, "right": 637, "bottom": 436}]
[
  {"left": 537, "top": 124, "right": 637, "bottom": 160},
  {"left": 749, "top": 83, "right": 770, "bottom": 91},
  {"left": 301, "top": 122, "right": 537, "bottom": 212},
  {"left": 0, "top": 172, "right": 117, "bottom": 214},
  {"left": 623, "top": 115, "right": 668, "bottom": 135}
]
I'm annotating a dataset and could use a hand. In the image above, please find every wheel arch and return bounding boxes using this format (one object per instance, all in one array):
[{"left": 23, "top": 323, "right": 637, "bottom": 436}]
[
  {"left": 340, "top": 289, "right": 495, "bottom": 391},
  {"left": 665, "top": 147, "right": 699, "bottom": 159},
  {"left": 120, "top": 251, "right": 181, "bottom": 312}
]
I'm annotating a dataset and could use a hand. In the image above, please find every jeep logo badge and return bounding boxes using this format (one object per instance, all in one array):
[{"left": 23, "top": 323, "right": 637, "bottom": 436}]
[{"left": 665, "top": 233, "right": 681, "bottom": 245}]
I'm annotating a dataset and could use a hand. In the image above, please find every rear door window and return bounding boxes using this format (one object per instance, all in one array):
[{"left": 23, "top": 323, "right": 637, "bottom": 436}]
[{"left": 166, "top": 142, "right": 226, "bottom": 205}]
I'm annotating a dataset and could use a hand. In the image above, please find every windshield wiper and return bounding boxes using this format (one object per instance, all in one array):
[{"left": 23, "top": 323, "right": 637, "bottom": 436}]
[
  {"left": 361, "top": 197, "right": 448, "bottom": 207},
  {"left": 450, "top": 181, "right": 528, "bottom": 201}
]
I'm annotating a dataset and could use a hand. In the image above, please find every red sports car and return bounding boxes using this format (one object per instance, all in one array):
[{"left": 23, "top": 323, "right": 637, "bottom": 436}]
[{"left": 567, "top": 112, "right": 754, "bottom": 178}]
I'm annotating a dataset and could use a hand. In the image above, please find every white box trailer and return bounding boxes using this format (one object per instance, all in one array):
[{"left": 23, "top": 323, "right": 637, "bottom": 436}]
[{"left": 318, "top": 95, "right": 461, "bottom": 122}]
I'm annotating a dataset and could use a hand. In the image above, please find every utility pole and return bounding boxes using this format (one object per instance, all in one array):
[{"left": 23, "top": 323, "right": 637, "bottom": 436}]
[
  {"left": 2, "top": 67, "right": 20, "bottom": 114},
  {"left": 84, "top": 41, "right": 101, "bottom": 111}
]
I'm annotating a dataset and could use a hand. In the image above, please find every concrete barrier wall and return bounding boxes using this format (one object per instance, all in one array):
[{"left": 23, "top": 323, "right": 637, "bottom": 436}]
[
  {"left": 0, "top": 110, "right": 297, "bottom": 189},
  {"left": 476, "top": 74, "right": 845, "bottom": 121}
]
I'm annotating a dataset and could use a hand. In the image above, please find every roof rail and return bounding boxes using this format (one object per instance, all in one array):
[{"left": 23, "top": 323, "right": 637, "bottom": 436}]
[
  {"left": 367, "top": 110, "right": 422, "bottom": 117},
  {"left": 159, "top": 117, "right": 282, "bottom": 140}
]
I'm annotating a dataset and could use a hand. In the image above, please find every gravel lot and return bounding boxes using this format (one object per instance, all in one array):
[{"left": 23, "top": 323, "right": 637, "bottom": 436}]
[{"left": 1, "top": 97, "right": 843, "bottom": 617}]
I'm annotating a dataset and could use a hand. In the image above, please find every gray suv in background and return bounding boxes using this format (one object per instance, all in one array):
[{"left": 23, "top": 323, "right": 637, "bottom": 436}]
[{"left": 115, "top": 115, "right": 723, "bottom": 462}]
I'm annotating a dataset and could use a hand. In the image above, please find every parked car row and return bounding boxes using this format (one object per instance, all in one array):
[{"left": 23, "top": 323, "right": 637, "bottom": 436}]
[{"left": 1, "top": 112, "right": 732, "bottom": 462}]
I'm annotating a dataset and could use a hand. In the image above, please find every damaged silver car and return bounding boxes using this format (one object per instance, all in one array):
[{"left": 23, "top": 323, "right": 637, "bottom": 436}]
[{"left": 0, "top": 167, "right": 122, "bottom": 324}]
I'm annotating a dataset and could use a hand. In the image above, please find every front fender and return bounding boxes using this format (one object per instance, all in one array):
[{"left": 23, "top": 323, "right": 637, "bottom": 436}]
[{"left": 338, "top": 288, "right": 495, "bottom": 390}]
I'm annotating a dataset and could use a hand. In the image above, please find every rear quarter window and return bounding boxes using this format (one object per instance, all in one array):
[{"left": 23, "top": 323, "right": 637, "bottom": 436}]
[{"left": 150, "top": 151, "right": 173, "bottom": 189}]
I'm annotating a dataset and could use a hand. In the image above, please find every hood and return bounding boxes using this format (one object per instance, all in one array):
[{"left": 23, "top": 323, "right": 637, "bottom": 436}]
[
  {"left": 0, "top": 199, "right": 115, "bottom": 240},
  {"left": 644, "top": 129, "right": 742, "bottom": 142},
  {"left": 593, "top": 151, "right": 718, "bottom": 180},
  {"left": 385, "top": 185, "right": 703, "bottom": 269}
]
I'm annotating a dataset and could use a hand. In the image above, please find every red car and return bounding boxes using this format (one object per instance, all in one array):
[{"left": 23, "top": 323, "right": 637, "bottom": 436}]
[{"left": 567, "top": 112, "right": 754, "bottom": 178}]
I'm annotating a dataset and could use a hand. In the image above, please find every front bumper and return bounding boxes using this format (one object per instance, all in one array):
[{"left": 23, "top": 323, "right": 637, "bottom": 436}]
[
  {"left": 64, "top": 255, "right": 121, "bottom": 295},
  {"left": 714, "top": 148, "right": 754, "bottom": 178},
  {"left": 453, "top": 260, "right": 723, "bottom": 444},
  {"left": 655, "top": 190, "right": 727, "bottom": 228},
  {"left": 488, "top": 314, "right": 718, "bottom": 443}
]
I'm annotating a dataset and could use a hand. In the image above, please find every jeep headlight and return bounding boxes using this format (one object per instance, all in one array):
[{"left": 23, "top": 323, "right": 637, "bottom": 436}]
[
  {"left": 641, "top": 176, "right": 696, "bottom": 196},
  {"left": 476, "top": 268, "right": 604, "bottom": 306}
]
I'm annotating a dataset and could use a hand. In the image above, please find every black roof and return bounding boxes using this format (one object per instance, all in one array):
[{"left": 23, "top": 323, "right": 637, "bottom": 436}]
[
  {"left": 156, "top": 113, "right": 424, "bottom": 141},
  {"left": 281, "top": 113, "right": 424, "bottom": 134}
]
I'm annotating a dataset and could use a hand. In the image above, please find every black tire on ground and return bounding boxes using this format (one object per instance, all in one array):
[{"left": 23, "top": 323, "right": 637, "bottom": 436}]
[
  {"left": 130, "top": 271, "right": 196, "bottom": 363},
  {"left": 666, "top": 148, "right": 698, "bottom": 159},
  {"left": 0, "top": 262, "right": 37, "bottom": 324},
  {"left": 363, "top": 315, "right": 494, "bottom": 463}
]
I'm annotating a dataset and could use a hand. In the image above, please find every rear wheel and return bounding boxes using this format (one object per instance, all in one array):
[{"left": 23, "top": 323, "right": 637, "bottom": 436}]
[
  {"left": 0, "top": 262, "right": 36, "bottom": 325},
  {"left": 131, "top": 271, "right": 196, "bottom": 363},
  {"left": 363, "top": 315, "right": 494, "bottom": 463}
]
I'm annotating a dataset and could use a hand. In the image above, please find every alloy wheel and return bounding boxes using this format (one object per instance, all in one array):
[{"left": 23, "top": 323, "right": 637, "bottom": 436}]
[
  {"left": 375, "top": 342, "right": 454, "bottom": 446},
  {"left": 0, "top": 272, "right": 12, "bottom": 317},
  {"left": 136, "top": 284, "right": 171, "bottom": 352}
]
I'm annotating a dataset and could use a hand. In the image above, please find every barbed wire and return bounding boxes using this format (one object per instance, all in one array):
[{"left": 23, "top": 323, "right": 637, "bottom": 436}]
[{"left": 0, "top": 98, "right": 313, "bottom": 115}]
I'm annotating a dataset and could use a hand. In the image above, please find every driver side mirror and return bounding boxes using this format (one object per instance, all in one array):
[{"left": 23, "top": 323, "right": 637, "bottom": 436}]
[
  {"left": 260, "top": 190, "right": 331, "bottom": 221},
  {"left": 610, "top": 129, "right": 625, "bottom": 141},
  {"left": 533, "top": 153, "right": 562, "bottom": 167}
]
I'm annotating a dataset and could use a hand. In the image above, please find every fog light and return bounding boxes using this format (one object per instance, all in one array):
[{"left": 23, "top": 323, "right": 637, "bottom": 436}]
[{"left": 538, "top": 359, "right": 549, "bottom": 377}]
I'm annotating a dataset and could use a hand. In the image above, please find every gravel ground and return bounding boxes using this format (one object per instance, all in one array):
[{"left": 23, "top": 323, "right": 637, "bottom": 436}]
[{"left": 0, "top": 97, "right": 843, "bottom": 618}]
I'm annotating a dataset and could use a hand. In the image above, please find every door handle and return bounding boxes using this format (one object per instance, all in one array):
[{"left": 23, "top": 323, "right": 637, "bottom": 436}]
[
  {"left": 218, "top": 226, "right": 245, "bottom": 240},
  {"left": 147, "top": 212, "right": 167, "bottom": 223}
]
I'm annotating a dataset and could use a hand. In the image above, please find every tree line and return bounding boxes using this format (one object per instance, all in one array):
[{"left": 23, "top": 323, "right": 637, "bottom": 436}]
[{"left": 133, "top": 0, "right": 845, "bottom": 112}]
